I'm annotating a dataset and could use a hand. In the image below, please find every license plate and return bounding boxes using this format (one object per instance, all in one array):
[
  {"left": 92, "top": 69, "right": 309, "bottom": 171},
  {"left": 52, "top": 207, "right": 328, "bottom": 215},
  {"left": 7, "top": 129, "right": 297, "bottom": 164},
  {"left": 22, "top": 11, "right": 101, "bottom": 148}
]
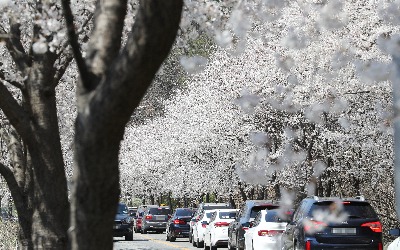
[{"left": 332, "top": 228, "right": 356, "bottom": 234}]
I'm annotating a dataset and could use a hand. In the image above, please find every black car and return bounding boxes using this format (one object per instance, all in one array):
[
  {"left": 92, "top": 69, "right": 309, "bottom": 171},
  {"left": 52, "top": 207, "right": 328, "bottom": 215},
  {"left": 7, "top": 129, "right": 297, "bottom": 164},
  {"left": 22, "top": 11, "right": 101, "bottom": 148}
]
[
  {"left": 141, "top": 206, "right": 171, "bottom": 234},
  {"left": 228, "top": 200, "right": 280, "bottom": 250},
  {"left": 282, "top": 196, "right": 382, "bottom": 250},
  {"left": 113, "top": 203, "right": 133, "bottom": 241},
  {"left": 166, "top": 208, "right": 194, "bottom": 242}
]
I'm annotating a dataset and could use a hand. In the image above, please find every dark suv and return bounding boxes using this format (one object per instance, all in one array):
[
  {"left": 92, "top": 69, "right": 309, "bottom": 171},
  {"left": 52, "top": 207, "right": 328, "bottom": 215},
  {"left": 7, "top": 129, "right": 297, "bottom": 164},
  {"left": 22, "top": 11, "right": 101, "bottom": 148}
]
[
  {"left": 113, "top": 203, "right": 133, "bottom": 241},
  {"left": 228, "top": 200, "right": 279, "bottom": 250},
  {"left": 282, "top": 196, "right": 382, "bottom": 250},
  {"left": 141, "top": 206, "right": 171, "bottom": 234},
  {"left": 166, "top": 208, "right": 194, "bottom": 241}
]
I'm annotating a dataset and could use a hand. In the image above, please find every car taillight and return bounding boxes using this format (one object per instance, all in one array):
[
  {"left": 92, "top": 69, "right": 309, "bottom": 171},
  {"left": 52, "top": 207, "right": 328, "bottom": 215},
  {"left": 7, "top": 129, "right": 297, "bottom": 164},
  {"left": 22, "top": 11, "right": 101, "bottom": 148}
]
[
  {"left": 214, "top": 222, "right": 230, "bottom": 227},
  {"left": 243, "top": 227, "right": 249, "bottom": 231},
  {"left": 378, "top": 242, "right": 383, "bottom": 250},
  {"left": 304, "top": 220, "right": 327, "bottom": 233},
  {"left": 257, "top": 230, "right": 283, "bottom": 236},
  {"left": 145, "top": 215, "right": 152, "bottom": 220},
  {"left": 306, "top": 240, "right": 311, "bottom": 250},
  {"left": 202, "top": 223, "right": 208, "bottom": 228},
  {"left": 174, "top": 219, "right": 186, "bottom": 225},
  {"left": 361, "top": 221, "right": 382, "bottom": 233}
]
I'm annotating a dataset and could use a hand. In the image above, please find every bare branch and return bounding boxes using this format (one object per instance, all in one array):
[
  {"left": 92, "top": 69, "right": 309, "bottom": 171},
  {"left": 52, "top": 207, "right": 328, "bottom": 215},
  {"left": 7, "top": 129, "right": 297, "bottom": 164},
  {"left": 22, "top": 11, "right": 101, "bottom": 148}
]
[
  {"left": 0, "top": 19, "right": 31, "bottom": 73},
  {"left": 0, "top": 162, "right": 24, "bottom": 210},
  {"left": 343, "top": 91, "right": 371, "bottom": 95},
  {"left": 53, "top": 53, "right": 74, "bottom": 86},
  {"left": 61, "top": 0, "right": 92, "bottom": 90},
  {"left": 0, "top": 81, "right": 31, "bottom": 142},
  {"left": 0, "top": 69, "right": 24, "bottom": 90},
  {"left": 87, "top": 0, "right": 183, "bottom": 129}
]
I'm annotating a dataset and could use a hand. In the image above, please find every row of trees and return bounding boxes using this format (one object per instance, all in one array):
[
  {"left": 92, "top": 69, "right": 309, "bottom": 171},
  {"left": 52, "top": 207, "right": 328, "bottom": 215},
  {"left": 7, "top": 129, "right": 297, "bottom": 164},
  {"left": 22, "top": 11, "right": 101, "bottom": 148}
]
[{"left": 120, "top": 0, "right": 398, "bottom": 235}]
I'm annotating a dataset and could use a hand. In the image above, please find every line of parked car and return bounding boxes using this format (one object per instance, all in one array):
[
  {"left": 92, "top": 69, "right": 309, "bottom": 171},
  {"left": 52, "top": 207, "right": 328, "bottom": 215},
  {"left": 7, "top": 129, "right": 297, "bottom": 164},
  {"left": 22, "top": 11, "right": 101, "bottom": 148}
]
[{"left": 114, "top": 195, "right": 400, "bottom": 250}]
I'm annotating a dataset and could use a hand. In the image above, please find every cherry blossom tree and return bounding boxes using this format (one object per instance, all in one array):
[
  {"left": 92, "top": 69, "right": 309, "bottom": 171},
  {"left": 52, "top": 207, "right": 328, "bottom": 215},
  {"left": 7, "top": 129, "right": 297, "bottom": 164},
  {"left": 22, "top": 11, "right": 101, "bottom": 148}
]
[
  {"left": 0, "top": 0, "right": 182, "bottom": 249},
  {"left": 120, "top": 0, "right": 399, "bottom": 231}
]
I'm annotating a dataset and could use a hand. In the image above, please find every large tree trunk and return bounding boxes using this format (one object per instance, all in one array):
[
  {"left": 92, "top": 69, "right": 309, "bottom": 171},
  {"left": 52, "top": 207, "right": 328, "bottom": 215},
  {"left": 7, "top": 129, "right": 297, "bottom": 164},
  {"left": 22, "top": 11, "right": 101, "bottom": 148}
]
[
  {"left": 67, "top": 1, "right": 183, "bottom": 249},
  {"left": 0, "top": 61, "right": 70, "bottom": 249},
  {"left": 25, "top": 60, "right": 70, "bottom": 249}
]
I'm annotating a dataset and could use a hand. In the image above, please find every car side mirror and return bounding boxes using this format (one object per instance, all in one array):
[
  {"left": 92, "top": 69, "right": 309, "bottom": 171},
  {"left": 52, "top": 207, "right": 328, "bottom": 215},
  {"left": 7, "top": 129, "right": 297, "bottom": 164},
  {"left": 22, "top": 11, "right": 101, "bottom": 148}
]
[{"left": 389, "top": 228, "right": 400, "bottom": 236}]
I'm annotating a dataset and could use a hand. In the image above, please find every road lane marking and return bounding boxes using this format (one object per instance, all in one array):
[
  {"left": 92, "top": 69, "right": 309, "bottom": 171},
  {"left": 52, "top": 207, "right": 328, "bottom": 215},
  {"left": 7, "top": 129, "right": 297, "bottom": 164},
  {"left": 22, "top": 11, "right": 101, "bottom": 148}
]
[{"left": 139, "top": 235, "right": 191, "bottom": 250}]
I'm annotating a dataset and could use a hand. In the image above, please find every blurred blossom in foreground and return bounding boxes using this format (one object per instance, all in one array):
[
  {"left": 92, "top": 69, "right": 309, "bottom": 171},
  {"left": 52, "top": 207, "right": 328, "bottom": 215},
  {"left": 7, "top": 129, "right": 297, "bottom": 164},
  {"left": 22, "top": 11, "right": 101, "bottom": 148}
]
[
  {"left": 233, "top": 89, "right": 261, "bottom": 114},
  {"left": 180, "top": 56, "right": 208, "bottom": 74}
]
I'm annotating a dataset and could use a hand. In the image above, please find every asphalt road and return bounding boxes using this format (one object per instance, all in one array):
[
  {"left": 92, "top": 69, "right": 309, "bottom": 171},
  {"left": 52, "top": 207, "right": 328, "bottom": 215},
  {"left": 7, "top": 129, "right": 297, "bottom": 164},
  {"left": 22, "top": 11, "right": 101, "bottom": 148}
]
[{"left": 113, "top": 231, "right": 229, "bottom": 250}]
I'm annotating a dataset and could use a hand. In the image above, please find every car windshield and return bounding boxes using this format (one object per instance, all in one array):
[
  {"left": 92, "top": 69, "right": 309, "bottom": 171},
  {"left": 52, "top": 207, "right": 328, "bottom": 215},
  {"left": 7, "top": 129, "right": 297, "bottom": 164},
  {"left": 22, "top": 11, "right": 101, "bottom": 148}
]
[
  {"left": 219, "top": 211, "right": 237, "bottom": 219},
  {"left": 175, "top": 209, "right": 193, "bottom": 217},
  {"left": 250, "top": 205, "right": 279, "bottom": 218},
  {"left": 205, "top": 212, "right": 214, "bottom": 218},
  {"left": 311, "top": 201, "right": 377, "bottom": 218},
  {"left": 264, "top": 210, "right": 290, "bottom": 223},
  {"left": 117, "top": 204, "right": 128, "bottom": 214},
  {"left": 149, "top": 207, "right": 171, "bottom": 215}
]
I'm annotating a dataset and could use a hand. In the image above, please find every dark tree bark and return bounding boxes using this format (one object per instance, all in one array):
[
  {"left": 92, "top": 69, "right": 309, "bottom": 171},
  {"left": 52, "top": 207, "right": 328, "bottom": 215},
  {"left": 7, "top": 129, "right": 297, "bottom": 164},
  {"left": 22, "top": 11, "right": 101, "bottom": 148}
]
[
  {"left": 65, "top": 1, "right": 183, "bottom": 249},
  {"left": 0, "top": 8, "right": 73, "bottom": 248}
]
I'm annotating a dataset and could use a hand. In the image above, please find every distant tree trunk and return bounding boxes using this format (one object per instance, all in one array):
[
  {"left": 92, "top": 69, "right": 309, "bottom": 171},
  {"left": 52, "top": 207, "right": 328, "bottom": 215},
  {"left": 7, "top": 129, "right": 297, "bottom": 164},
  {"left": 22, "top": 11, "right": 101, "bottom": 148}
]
[
  {"left": 168, "top": 193, "right": 172, "bottom": 209},
  {"left": 229, "top": 194, "right": 236, "bottom": 209},
  {"left": 150, "top": 195, "right": 155, "bottom": 205},
  {"left": 205, "top": 193, "right": 210, "bottom": 203},
  {"left": 238, "top": 182, "right": 247, "bottom": 201}
]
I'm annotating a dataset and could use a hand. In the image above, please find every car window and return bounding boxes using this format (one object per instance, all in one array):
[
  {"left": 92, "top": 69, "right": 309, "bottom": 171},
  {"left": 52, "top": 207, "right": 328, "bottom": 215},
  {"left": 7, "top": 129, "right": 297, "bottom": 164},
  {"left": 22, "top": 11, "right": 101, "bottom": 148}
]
[
  {"left": 205, "top": 212, "right": 214, "bottom": 218},
  {"left": 149, "top": 207, "right": 171, "bottom": 215},
  {"left": 250, "top": 205, "right": 279, "bottom": 218},
  {"left": 117, "top": 204, "right": 128, "bottom": 214},
  {"left": 293, "top": 201, "right": 306, "bottom": 221},
  {"left": 210, "top": 213, "right": 217, "bottom": 222},
  {"left": 175, "top": 209, "right": 193, "bottom": 217},
  {"left": 265, "top": 210, "right": 290, "bottom": 223},
  {"left": 219, "top": 211, "right": 237, "bottom": 219},
  {"left": 253, "top": 212, "right": 261, "bottom": 226},
  {"left": 310, "top": 201, "right": 377, "bottom": 218}
]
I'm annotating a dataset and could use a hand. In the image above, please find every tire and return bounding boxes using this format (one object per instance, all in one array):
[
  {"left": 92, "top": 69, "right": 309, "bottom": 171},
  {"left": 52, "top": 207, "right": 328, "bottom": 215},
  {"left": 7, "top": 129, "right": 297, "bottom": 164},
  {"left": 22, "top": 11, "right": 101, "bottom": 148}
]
[
  {"left": 125, "top": 233, "right": 133, "bottom": 241},
  {"left": 210, "top": 243, "right": 217, "bottom": 250},
  {"left": 204, "top": 241, "right": 210, "bottom": 250},
  {"left": 228, "top": 239, "right": 234, "bottom": 250},
  {"left": 170, "top": 236, "right": 176, "bottom": 242},
  {"left": 193, "top": 237, "right": 197, "bottom": 247},
  {"left": 142, "top": 228, "right": 147, "bottom": 234},
  {"left": 189, "top": 231, "right": 193, "bottom": 243},
  {"left": 236, "top": 238, "right": 242, "bottom": 250},
  {"left": 197, "top": 238, "right": 204, "bottom": 248},
  {"left": 166, "top": 232, "right": 170, "bottom": 241},
  {"left": 293, "top": 240, "right": 301, "bottom": 250}
]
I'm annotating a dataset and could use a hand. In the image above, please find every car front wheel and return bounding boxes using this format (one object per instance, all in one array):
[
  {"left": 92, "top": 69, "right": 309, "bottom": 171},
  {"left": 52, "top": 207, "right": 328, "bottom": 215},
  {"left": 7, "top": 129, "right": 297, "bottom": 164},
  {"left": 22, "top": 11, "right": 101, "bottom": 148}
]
[{"left": 125, "top": 233, "right": 133, "bottom": 241}]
